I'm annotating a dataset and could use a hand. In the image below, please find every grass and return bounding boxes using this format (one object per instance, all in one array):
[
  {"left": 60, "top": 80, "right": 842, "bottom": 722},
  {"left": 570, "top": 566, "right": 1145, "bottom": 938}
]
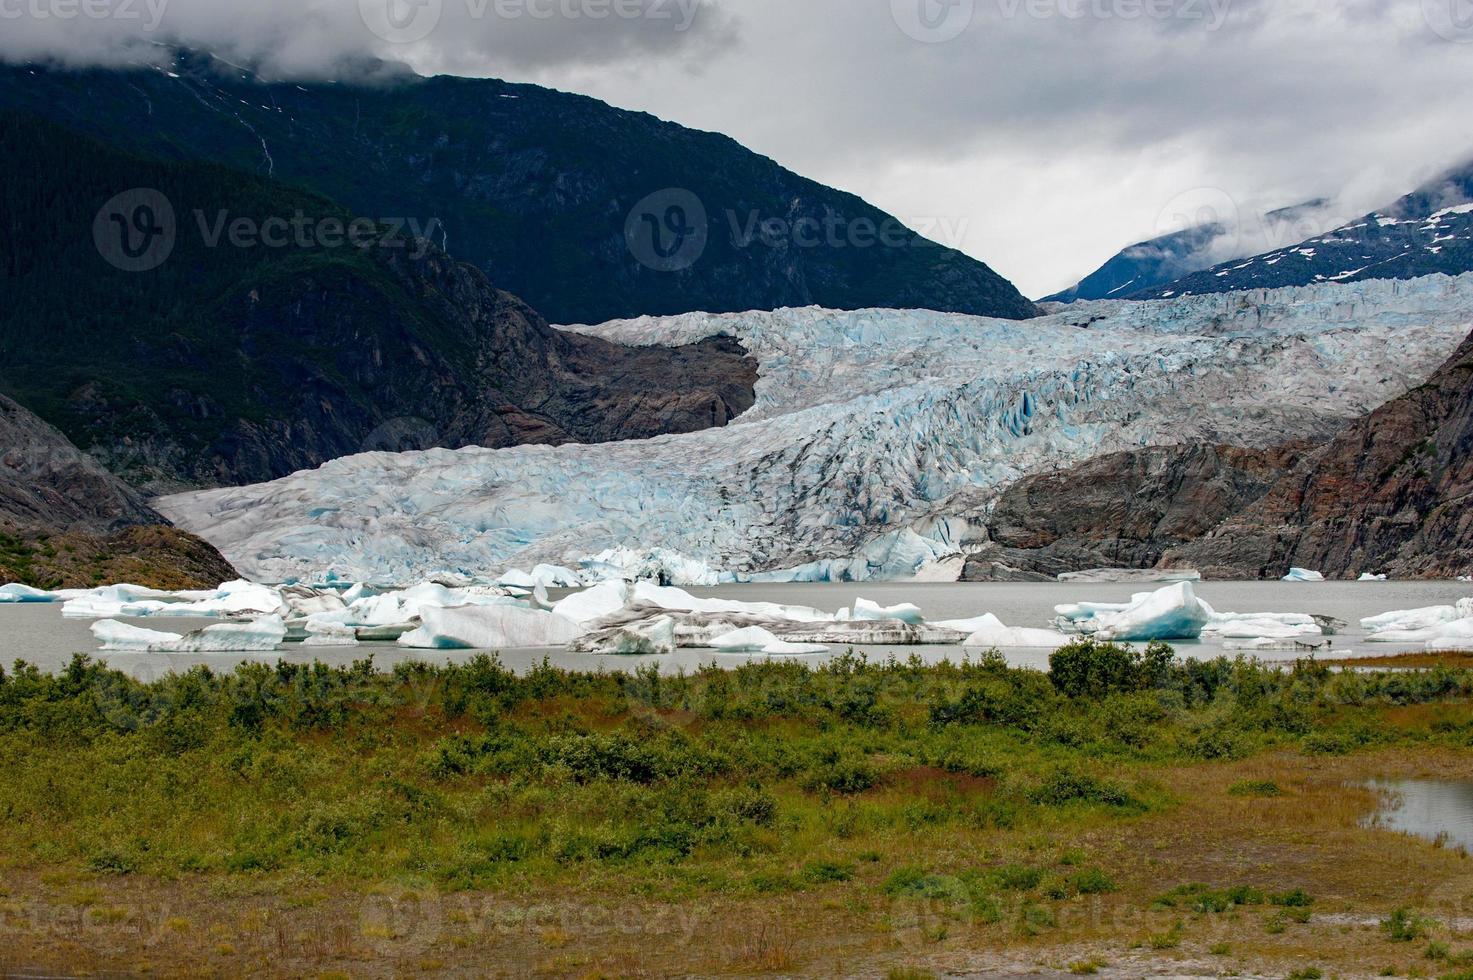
[{"left": 2, "top": 642, "right": 1473, "bottom": 974}]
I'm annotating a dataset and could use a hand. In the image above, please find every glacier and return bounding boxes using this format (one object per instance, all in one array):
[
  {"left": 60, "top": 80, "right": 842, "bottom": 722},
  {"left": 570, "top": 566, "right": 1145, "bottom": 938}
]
[{"left": 155, "top": 275, "right": 1473, "bottom": 586}]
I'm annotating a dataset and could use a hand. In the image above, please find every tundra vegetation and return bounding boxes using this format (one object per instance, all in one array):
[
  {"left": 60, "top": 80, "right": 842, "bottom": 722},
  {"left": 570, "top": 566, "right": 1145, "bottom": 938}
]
[{"left": 3, "top": 641, "right": 1473, "bottom": 976}]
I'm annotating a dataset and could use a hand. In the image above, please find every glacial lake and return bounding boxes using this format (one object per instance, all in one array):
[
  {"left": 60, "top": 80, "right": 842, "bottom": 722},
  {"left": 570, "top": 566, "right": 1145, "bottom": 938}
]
[
  {"left": 1364, "top": 779, "right": 1473, "bottom": 854},
  {"left": 1, "top": 580, "right": 1469, "bottom": 680}
]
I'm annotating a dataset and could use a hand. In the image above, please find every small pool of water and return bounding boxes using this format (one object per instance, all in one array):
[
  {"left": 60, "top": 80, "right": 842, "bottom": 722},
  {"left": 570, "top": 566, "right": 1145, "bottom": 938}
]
[{"left": 1364, "top": 779, "right": 1473, "bottom": 853}]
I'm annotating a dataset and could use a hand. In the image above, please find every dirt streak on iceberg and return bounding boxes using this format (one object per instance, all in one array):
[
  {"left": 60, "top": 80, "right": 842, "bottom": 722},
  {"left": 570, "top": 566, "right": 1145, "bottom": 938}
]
[{"left": 157, "top": 275, "right": 1473, "bottom": 586}]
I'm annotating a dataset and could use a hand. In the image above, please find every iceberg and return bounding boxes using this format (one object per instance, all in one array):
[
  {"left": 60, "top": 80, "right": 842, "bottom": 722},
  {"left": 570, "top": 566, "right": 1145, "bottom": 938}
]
[
  {"left": 1368, "top": 617, "right": 1473, "bottom": 646},
  {"left": 302, "top": 633, "right": 357, "bottom": 647},
  {"left": 91, "top": 616, "right": 286, "bottom": 652},
  {"left": 1358, "top": 573, "right": 1389, "bottom": 582},
  {"left": 157, "top": 277, "right": 1473, "bottom": 585},
  {"left": 847, "top": 598, "right": 925, "bottom": 625},
  {"left": 709, "top": 627, "right": 827, "bottom": 656},
  {"left": 91, "top": 620, "right": 185, "bottom": 651},
  {"left": 587, "top": 615, "right": 678, "bottom": 655},
  {"left": 1362, "top": 602, "right": 1473, "bottom": 635},
  {"left": 1056, "top": 582, "right": 1213, "bottom": 641},
  {"left": 170, "top": 616, "right": 287, "bottom": 653},
  {"left": 960, "top": 614, "right": 1073, "bottom": 649},
  {"left": 551, "top": 581, "right": 632, "bottom": 626},
  {"left": 397, "top": 605, "right": 585, "bottom": 650},
  {"left": 0, "top": 583, "right": 57, "bottom": 603},
  {"left": 1283, "top": 568, "right": 1326, "bottom": 582}
]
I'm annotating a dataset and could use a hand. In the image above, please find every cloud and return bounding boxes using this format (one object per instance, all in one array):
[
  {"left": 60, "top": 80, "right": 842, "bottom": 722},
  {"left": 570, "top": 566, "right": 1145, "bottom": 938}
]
[{"left": 2, "top": 0, "right": 1469, "bottom": 296}]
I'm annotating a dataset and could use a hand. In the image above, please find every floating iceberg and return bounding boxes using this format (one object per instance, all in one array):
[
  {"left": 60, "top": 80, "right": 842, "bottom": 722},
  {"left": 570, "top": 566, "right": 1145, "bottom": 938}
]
[
  {"left": 1362, "top": 601, "right": 1473, "bottom": 635},
  {"left": 959, "top": 614, "right": 1073, "bottom": 649},
  {"left": 551, "top": 581, "right": 632, "bottom": 626},
  {"left": 397, "top": 605, "right": 585, "bottom": 650},
  {"left": 171, "top": 616, "right": 287, "bottom": 653},
  {"left": 573, "top": 615, "right": 678, "bottom": 655},
  {"left": 847, "top": 598, "right": 925, "bottom": 625},
  {"left": 91, "top": 620, "right": 185, "bottom": 651},
  {"left": 1283, "top": 569, "right": 1326, "bottom": 582},
  {"left": 1367, "top": 617, "right": 1473, "bottom": 646},
  {"left": 1055, "top": 582, "right": 1213, "bottom": 641},
  {"left": 1358, "top": 573, "right": 1389, "bottom": 582},
  {"left": 709, "top": 627, "right": 827, "bottom": 656},
  {"left": 91, "top": 616, "right": 286, "bottom": 652},
  {"left": 0, "top": 583, "right": 57, "bottom": 603},
  {"left": 158, "top": 277, "right": 1473, "bottom": 585}
]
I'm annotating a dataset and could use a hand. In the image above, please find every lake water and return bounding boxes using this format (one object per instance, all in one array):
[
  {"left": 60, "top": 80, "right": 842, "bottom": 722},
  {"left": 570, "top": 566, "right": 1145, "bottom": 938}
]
[
  {"left": 1365, "top": 779, "right": 1473, "bottom": 854},
  {"left": 0, "top": 580, "right": 1468, "bottom": 680}
]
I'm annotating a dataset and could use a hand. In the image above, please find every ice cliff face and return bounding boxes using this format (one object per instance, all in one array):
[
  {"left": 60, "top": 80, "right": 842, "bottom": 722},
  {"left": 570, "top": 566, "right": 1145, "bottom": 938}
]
[{"left": 158, "top": 275, "right": 1473, "bottom": 585}]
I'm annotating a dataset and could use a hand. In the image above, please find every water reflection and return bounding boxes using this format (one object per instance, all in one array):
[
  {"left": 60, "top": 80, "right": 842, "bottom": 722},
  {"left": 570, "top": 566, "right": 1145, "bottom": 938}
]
[{"left": 1365, "top": 779, "right": 1473, "bottom": 853}]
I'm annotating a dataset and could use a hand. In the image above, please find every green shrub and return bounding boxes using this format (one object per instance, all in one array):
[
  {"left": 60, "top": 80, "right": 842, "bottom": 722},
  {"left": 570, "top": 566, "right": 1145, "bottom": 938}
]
[
  {"left": 1069, "top": 867, "right": 1118, "bottom": 895},
  {"left": 1384, "top": 906, "right": 1430, "bottom": 942},
  {"left": 1228, "top": 779, "right": 1283, "bottom": 797},
  {"left": 1030, "top": 767, "right": 1140, "bottom": 810}
]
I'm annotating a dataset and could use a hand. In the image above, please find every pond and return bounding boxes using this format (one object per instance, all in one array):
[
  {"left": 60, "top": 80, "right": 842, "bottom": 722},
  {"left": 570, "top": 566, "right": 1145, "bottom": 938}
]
[{"left": 1364, "top": 779, "right": 1473, "bottom": 854}]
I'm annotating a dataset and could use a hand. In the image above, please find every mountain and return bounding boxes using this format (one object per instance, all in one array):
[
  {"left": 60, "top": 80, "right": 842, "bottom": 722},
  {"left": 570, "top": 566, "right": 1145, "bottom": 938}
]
[
  {"left": 0, "top": 52, "right": 1038, "bottom": 324},
  {"left": 1043, "top": 199, "right": 1341, "bottom": 304},
  {"left": 0, "top": 393, "right": 237, "bottom": 589},
  {"left": 1041, "top": 223, "right": 1228, "bottom": 304},
  {"left": 1136, "top": 163, "right": 1473, "bottom": 299},
  {"left": 157, "top": 278, "right": 1473, "bottom": 585},
  {"left": 1162, "top": 324, "right": 1473, "bottom": 579},
  {"left": 0, "top": 112, "right": 757, "bottom": 492}
]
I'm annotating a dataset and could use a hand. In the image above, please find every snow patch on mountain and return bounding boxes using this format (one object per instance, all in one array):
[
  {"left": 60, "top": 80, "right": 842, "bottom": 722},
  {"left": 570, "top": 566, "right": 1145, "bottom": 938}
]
[{"left": 157, "top": 275, "right": 1473, "bottom": 585}]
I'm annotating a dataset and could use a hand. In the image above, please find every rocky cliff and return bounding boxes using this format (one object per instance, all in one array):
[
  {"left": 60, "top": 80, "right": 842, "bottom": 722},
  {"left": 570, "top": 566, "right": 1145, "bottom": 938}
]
[
  {"left": 1164, "top": 329, "right": 1473, "bottom": 579},
  {"left": 0, "top": 394, "right": 237, "bottom": 589},
  {"left": 960, "top": 443, "right": 1308, "bottom": 581}
]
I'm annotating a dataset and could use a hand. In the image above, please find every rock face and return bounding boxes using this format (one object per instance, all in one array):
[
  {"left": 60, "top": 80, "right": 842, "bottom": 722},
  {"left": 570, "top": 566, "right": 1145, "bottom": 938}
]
[
  {"left": 0, "top": 113, "right": 757, "bottom": 491},
  {"left": 0, "top": 51, "right": 1038, "bottom": 325},
  {"left": 960, "top": 443, "right": 1307, "bottom": 581},
  {"left": 1164, "top": 329, "right": 1473, "bottom": 579},
  {"left": 0, "top": 393, "right": 160, "bottom": 533},
  {"left": 0, "top": 395, "right": 237, "bottom": 589}
]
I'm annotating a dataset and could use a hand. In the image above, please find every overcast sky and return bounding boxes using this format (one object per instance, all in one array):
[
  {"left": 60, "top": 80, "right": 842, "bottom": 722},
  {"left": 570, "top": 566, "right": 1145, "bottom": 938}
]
[{"left": 6, "top": 0, "right": 1473, "bottom": 297}]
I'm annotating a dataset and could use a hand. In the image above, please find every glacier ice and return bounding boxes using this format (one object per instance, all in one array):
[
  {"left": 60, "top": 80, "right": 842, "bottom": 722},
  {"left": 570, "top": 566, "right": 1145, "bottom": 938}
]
[
  {"left": 1362, "top": 601, "right": 1473, "bottom": 635},
  {"left": 551, "top": 581, "right": 632, "bottom": 626},
  {"left": 960, "top": 614, "right": 1073, "bottom": 649},
  {"left": 708, "top": 626, "right": 827, "bottom": 656},
  {"left": 576, "top": 615, "right": 679, "bottom": 655},
  {"left": 91, "top": 620, "right": 185, "bottom": 651},
  {"left": 1358, "top": 573, "right": 1389, "bottom": 582},
  {"left": 91, "top": 616, "right": 286, "bottom": 652},
  {"left": 0, "top": 583, "right": 57, "bottom": 602},
  {"left": 170, "top": 616, "right": 288, "bottom": 653},
  {"left": 397, "top": 605, "right": 585, "bottom": 650},
  {"left": 157, "top": 275, "right": 1473, "bottom": 585},
  {"left": 1055, "top": 582, "right": 1213, "bottom": 641},
  {"left": 1283, "top": 569, "right": 1326, "bottom": 582},
  {"left": 847, "top": 598, "right": 925, "bottom": 625}
]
